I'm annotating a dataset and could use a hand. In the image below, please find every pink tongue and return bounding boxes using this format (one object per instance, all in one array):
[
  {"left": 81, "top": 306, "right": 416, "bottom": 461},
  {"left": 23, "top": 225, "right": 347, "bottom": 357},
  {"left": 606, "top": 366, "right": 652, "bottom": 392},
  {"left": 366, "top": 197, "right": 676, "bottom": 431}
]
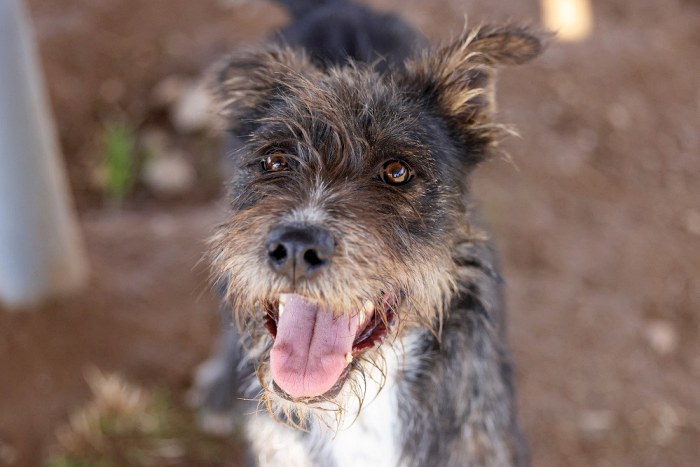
[{"left": 270, "top": 294, "right": 359, "bottom": 399}]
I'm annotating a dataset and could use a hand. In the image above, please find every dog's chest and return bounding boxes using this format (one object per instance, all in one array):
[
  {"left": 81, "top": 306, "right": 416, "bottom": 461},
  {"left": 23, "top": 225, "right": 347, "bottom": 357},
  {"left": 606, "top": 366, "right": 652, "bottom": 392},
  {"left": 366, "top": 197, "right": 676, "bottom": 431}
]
[
  {"left": 322, "top": 332, "right": 424, "bottom": 467},
  {"left": 327, "top": 379, "right": 401, "bottom": 467}
]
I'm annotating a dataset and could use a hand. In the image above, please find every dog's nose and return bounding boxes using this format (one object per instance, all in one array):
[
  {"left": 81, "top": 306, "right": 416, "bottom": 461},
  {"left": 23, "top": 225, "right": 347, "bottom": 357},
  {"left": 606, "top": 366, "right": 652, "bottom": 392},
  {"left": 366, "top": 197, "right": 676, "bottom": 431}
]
[{"left": 265, "top": 225, "right": 334, "bottom": 281}]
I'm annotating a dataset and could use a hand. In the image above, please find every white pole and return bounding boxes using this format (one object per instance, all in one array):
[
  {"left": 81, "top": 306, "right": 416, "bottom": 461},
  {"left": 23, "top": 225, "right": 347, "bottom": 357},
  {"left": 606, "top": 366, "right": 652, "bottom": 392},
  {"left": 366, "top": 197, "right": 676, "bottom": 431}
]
[{"left": 0, "top": 0, "right": 88, "bottom": 309}]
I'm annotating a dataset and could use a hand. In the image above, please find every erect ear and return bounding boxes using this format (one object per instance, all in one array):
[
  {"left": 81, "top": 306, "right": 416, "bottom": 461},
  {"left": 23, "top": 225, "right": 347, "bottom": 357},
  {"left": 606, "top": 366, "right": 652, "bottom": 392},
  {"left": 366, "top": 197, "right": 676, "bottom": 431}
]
[
  {"left": 212, "top": 45, "right": 321, "bottom": 135},
  {"left": 402, "top": 24, "right": 545, "bottom": 157}
]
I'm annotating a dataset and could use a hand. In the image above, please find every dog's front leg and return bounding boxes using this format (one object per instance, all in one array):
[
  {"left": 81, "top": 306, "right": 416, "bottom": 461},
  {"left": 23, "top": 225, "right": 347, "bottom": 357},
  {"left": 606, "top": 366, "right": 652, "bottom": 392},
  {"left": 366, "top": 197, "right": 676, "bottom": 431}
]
[{"left": 398, "top": 245, "right": 528, "bottom": 467}]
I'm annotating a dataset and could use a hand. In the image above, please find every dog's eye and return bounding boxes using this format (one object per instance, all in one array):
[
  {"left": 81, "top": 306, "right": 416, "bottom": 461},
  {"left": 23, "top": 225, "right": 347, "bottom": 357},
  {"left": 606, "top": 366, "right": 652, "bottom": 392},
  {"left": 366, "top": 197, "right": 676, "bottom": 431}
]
[
  {"left": 261, "top": 153, "right": 289, "bottom": 172},
  {"left": 380, "top": 160, "right": 413, "bottom": 185}
]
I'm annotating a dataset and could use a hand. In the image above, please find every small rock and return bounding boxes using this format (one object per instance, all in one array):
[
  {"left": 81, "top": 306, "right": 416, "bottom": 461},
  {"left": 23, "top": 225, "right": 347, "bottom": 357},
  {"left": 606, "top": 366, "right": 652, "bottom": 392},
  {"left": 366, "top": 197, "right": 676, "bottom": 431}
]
[
  {"left": 606, "top": 103, "right": 631, "bottom": 130},
  {"left": 152, "top": 75, "right": 188, "bottom": 107},
  {"left": 644, "top": 320, "right": 678, "bottom": 356},
  {"left": 154, "top": 439, "right": 187, "bottom": 459},
  {"left": 142, "top": 152, "right": 196, "bottom": 198},
  {"left": 578, "top": 410, "right": 614, "bottom": 439},
  {"left": 172, "top": 80, "right": 215, "bottom": 134},
  {"left": 683, "top": 209, "right": 700, "bottom": 236}
]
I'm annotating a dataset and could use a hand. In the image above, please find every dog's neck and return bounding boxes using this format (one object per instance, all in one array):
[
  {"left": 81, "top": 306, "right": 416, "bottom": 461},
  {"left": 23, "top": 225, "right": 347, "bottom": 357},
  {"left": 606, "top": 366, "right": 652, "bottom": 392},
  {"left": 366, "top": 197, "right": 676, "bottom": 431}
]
[{"left": 394, "top": 239, "right": 526, "bottom": 467}]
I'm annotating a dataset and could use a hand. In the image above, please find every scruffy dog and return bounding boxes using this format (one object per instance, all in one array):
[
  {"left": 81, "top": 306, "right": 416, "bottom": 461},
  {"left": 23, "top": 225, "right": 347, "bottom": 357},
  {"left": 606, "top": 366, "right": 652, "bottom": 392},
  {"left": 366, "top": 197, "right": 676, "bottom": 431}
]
[{"left": 194, "top": 1, "right": 543, "bottom": 465}]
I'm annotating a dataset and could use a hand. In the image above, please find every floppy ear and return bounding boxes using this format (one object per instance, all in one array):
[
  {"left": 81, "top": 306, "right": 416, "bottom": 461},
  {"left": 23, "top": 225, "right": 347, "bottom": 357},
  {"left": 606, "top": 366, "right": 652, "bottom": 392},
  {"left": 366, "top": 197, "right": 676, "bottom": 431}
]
[
  {"left": 212, "top": 45, "right": 321, "bottom": 135},
  {"left": 403, "top": 24, "right": 545, "bottom": 159}
]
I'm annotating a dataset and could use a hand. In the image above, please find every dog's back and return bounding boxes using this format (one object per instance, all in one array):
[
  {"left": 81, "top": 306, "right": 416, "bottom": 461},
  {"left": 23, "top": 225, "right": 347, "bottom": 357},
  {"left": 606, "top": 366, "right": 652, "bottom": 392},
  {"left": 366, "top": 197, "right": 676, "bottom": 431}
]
[{"left": 274, "top": 0, "right": 422, "bottom": 68}]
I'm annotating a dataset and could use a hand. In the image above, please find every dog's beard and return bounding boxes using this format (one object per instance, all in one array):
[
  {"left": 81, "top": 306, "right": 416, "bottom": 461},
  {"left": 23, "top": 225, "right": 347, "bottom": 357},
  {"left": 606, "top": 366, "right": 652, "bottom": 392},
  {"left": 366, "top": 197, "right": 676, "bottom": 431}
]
[
  {"left": 249, "top": 316, "right": 402, "bottom": 432},
  {"left": 233, "top": 291, "right": 399, "bottom": 430},
  {"left": 209, "top": 212, "right": 460, "bottom": 430}
]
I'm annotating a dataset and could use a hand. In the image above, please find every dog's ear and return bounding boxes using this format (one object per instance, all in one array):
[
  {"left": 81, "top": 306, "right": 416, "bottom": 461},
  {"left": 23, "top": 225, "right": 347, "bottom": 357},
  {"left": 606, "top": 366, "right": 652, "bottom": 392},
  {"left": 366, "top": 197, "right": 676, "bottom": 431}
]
[
  {"left": 402, "top": 25, "right": 545, "bottom": 157},
  {"left": 213, "top": 46, "right": 320, "bottom": 135}
]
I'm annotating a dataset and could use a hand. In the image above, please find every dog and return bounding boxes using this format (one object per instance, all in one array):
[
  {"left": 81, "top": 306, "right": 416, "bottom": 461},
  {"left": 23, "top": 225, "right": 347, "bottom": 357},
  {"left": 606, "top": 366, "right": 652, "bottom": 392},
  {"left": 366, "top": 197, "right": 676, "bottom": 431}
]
[{"left": 193, "top": 1, "right": 544, "bottom": 465}]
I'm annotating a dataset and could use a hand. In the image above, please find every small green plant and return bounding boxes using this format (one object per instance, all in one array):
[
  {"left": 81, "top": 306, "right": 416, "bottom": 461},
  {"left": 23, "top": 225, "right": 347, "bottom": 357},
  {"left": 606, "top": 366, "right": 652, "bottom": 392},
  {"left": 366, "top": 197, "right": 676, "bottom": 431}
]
[{"left": 101, "top": 122, "right": 137, "bottom": 205}]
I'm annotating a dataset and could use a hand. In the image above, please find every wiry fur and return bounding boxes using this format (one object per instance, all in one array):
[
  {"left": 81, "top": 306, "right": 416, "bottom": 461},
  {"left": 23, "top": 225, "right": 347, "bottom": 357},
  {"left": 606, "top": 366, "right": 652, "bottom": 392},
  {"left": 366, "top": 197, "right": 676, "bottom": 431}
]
[{"left": 195, "top": 1, "right": 544, "bottom": 465}]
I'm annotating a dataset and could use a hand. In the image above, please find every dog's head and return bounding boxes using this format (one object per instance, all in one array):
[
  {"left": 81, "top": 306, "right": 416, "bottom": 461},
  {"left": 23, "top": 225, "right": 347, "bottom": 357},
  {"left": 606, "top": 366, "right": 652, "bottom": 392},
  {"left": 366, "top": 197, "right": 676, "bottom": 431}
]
[{"left": 210, "top": 25, "right": 542, "bottom": 427}]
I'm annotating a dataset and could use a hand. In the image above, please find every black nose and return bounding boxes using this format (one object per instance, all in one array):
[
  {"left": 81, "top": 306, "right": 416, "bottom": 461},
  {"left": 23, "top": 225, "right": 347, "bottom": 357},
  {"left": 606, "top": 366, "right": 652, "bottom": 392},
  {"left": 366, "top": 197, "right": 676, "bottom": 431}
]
[{"left": 265, "top": 225, "right": 334, "bottom": 281}]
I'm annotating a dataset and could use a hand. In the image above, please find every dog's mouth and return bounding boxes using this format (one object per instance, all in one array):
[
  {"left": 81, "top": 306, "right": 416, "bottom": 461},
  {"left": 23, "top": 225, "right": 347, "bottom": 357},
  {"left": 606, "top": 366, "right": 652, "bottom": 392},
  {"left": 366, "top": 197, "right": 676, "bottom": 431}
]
[{"left": 262, "top": 293, "right": 395, "bottom": 402}]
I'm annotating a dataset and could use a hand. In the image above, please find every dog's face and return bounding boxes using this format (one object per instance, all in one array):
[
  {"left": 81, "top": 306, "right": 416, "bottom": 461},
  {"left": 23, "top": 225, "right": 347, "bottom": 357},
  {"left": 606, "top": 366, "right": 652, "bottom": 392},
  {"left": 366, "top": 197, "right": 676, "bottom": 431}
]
[{"left": 210, "top": 25, "right": 542, "bottom": 426}]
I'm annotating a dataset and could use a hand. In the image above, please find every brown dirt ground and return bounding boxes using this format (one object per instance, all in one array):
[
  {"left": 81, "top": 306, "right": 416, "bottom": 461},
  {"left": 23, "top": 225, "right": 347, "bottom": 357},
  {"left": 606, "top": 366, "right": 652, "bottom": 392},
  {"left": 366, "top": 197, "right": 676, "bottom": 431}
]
[{"left": 1, "top": 0, "right": 699, "bottom": 465}]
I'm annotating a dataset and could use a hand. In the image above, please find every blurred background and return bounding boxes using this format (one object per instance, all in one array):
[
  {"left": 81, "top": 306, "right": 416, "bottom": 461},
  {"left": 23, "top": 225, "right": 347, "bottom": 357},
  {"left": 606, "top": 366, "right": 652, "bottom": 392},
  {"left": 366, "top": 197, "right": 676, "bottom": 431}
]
[{"left": 0, "top": 0, "right": 698, "bottom": 465}]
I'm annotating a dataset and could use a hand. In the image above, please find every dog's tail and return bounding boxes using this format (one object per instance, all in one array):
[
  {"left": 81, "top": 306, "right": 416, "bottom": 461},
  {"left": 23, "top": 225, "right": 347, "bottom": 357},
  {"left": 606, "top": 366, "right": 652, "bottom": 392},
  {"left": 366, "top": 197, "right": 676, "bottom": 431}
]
[{"left": 272, "top": 0, "right": 342, "bottom": 18}]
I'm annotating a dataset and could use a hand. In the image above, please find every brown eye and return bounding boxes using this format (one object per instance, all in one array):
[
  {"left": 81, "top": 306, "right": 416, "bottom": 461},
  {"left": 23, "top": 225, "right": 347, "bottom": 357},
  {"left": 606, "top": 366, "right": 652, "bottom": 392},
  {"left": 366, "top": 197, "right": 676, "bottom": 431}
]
[
  {"left": 380, "top": 160, "right": 412, "bottom": 185},
  {"left": 261, "top": 153, "right": 289, "bottom": 172}
]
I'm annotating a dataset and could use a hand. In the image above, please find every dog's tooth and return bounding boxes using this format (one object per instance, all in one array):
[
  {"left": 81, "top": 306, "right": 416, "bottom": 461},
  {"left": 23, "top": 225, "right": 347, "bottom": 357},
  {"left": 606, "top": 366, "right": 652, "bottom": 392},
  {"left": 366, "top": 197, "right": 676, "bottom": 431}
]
[
  {"left": 358, "top": 300, "right": 374, "bottom": 323},
  {"left": 278, "top": 294, "right": 289, "bottom": 316},
  {"left": 345, "top": 352, "right": 353, "bottom": 364}
]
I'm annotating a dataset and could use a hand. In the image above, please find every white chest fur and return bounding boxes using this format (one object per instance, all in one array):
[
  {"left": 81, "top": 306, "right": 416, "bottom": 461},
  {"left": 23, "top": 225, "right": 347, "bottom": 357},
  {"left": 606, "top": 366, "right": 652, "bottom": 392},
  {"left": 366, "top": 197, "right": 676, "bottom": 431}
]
[
  {"left": 246, "top": 371, "right": 403, "bottom": 467},
  {"left": 327, "top": 373, "right": 401, "bottom": 467},
  {"left": 323, "top": 332, "right": 423, "bottom": 467}
]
